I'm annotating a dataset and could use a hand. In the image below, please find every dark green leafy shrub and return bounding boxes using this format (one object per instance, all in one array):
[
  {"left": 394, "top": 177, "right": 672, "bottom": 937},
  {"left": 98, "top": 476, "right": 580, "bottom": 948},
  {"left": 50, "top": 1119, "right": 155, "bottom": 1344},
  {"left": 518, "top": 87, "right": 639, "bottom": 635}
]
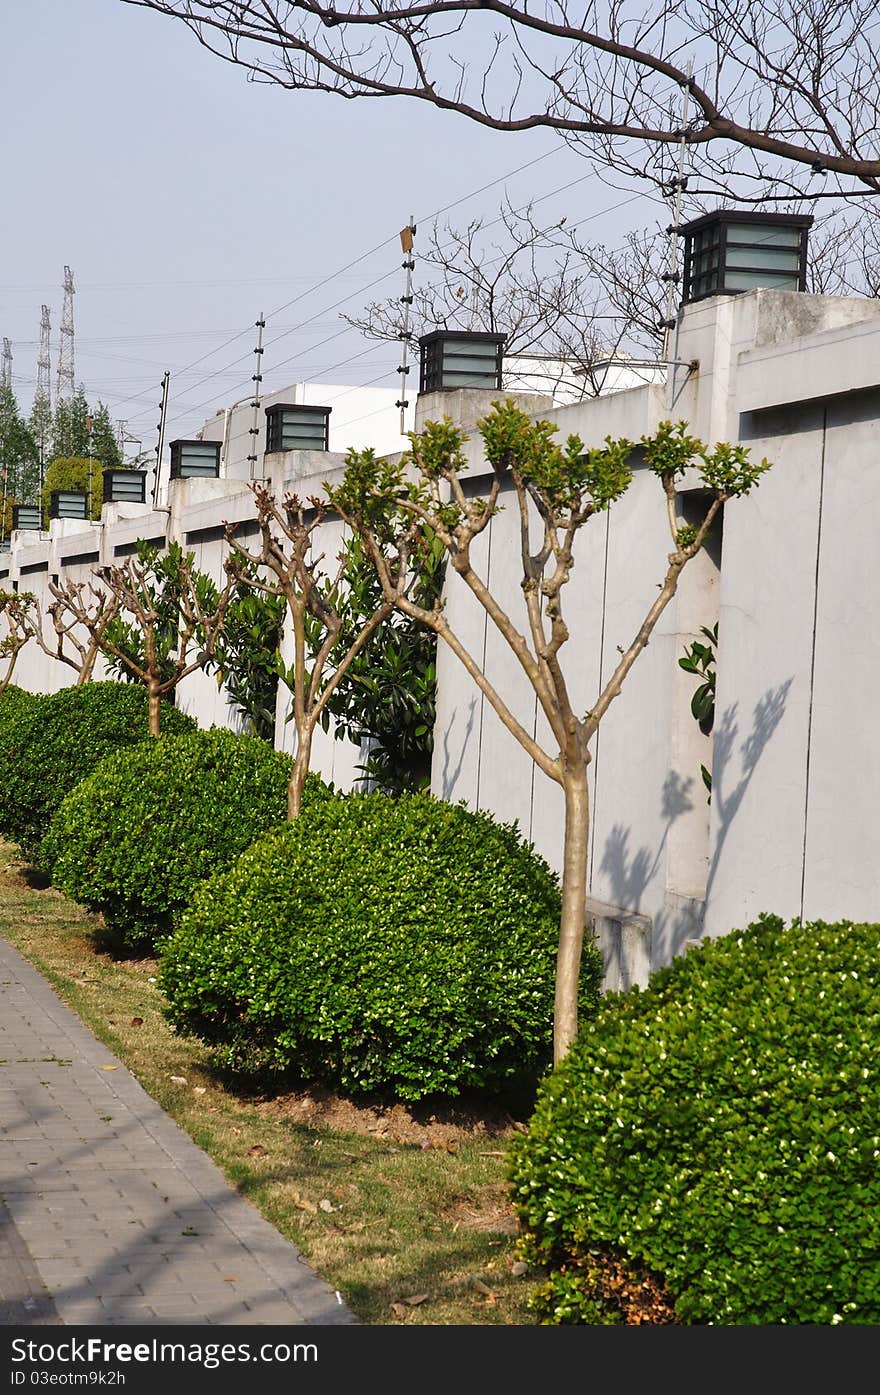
[
  {"left": 0, "top": 683, "right": 40, "bottom": 718},
  {"left": 507, "top": 913, "right": 880, "bottom": 1325},
  {"left": 158, "top": 792, "right": 604, "bottom": 1102},
  {"left": 0, "top": 688, "right": 43, "bottom": 827},
  {"left": 0, "top": 681, "right": 196, "bottom": 860},
  {"left": 41, "top": 726, "right": 331, "bottom": 951}
]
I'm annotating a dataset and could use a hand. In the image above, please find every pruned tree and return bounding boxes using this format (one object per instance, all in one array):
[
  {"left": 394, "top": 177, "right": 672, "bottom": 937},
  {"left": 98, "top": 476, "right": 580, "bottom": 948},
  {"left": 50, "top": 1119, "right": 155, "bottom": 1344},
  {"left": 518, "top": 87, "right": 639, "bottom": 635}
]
[
  {"left": 25, "top": 578, "right": 124, "bottom": 686},
  {"left": 223, "top": 481, "right": 425, "bottom": 816},
  {"left": 207, "top": 560, "right": 287, "bottom": 743},
  {"left": 123, "top": 2, "right": 880, "bottom": 206},
  {"left": 48, "top": 540, "right": 234, "bottom": 735},
  {"left": 0, "top": 591, "right": 37, "bottom": 695},
  {"left": 329, "top": 399, "right": 771, "bottom": 1064},
  {"left": 321, "top": 528, "right": 445, "bottom": 793}
]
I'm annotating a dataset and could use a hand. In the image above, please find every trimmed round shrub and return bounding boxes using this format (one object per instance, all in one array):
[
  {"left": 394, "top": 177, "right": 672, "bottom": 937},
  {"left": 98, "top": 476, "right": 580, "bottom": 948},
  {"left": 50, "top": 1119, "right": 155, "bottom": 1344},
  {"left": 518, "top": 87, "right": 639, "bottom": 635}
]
[
  {"left": 0, "top": 683, "right": 40, "bottom": 716},
  {"left": 0, "top": 684, "right": 42, "bottom": 755},
  {"left": 0, "top": 688, "right": 44, "bottom": 847},
  {"left": 0, "top": 682, "right": 197, "bottom": 860},
  {"left": 507, "top": 913, "right": 880, "bottom": 1325},
  {"left": 41, "top": 726, "right": 331, "bottom": 951},
  {"left": 158, "top": 791, "right": 604, "bottom": 1102}
]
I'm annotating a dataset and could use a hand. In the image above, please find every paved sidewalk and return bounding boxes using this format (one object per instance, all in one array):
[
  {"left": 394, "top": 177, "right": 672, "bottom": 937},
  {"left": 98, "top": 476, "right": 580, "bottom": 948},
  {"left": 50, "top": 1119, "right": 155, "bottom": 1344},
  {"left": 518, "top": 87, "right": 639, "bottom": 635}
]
[{"left": 0, "top": 935, "right": 357, "bottom": 1327}]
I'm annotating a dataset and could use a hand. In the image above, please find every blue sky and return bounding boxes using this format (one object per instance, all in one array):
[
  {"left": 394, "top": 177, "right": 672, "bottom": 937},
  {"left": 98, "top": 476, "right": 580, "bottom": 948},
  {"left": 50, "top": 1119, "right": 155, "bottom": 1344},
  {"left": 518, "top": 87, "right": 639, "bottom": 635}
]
[{"left": 3, "top": 0, "right": 666, "bottom": 452}]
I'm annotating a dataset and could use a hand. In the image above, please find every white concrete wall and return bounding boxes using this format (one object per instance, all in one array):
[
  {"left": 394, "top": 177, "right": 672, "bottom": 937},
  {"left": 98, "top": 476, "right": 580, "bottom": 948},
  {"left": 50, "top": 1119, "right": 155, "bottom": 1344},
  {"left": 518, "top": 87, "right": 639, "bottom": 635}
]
[{"left": 6, "top": 287, "right": 880, "bottom": 984}]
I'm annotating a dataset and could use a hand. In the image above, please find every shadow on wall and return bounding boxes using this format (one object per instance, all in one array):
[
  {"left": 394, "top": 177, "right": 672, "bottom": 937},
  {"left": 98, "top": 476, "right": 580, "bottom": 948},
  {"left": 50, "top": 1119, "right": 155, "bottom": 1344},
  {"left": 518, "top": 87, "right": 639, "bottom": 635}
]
[
  {"left": 438, "top": 696, "right": 477, "bottom": 799},
  {"left": 706, "top": 679, "right": 793, "bottom": 907},
  {"left": 596, "top": 680, "right": 793, "bottom": 974},
  {"left": 600, "top": 769, "right": 696, "bottom": 915}
]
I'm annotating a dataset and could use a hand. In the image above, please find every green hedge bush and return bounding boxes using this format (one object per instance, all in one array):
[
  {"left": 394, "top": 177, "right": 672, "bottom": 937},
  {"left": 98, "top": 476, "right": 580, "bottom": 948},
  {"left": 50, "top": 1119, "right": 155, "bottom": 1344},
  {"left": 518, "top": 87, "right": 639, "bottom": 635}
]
[
  {"left": 158, "top": 792, "right": 604, "bottom": 1102},
  {"left": 0, "top": 688, "right": 43, "bottom": 838},
  {"left": 41, "top": 726, "right": 330, "bottom": 951},
  {"left": 0, "top": 683, "right": 40, "bottom": 715},
  {"left": 507, "top": 913, "right": 880, "bottom": 1325},
  {"left": 0, "top": 681, "right": 196, "bottom": 860}
]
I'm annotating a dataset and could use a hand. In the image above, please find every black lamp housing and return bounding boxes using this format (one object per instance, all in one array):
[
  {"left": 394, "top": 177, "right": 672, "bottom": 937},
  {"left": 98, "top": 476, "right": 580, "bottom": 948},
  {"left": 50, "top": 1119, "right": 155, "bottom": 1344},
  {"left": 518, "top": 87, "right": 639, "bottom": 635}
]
[
  {"left": 169, "top": 440, "right": 221, "bottom": 479},
  {"left": 12, "top": 504, "right": 42, "bottom": 531},
  {"left": 418, "top": 330, "right": 506, "bottom": 393},
  {"left": 49, "top": 490, "right": 89, "bottom": 521},
  {"left": 264, "top": 403, "right": 332, "bottom": 453},
  {"left": 102, "top": 468, "right": 147, "bottom": 505},
  {"left": 681, "top": 210, "right": 813, "bottom": 305}
]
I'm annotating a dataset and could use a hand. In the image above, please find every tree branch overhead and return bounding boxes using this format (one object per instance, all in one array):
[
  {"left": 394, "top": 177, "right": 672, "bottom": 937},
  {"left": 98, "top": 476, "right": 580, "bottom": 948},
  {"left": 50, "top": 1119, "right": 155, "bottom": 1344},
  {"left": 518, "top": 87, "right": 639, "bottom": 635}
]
[{"left": 123, "top": 1, "right": 880, "bottom": 198}]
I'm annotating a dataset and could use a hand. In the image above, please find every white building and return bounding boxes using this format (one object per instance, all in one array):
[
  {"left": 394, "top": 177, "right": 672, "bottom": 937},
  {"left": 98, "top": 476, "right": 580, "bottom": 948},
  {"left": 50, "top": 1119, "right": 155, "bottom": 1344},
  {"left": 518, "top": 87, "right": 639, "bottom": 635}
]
[{"left": 196, "top": 380, "right": 415, "bottom": 480}]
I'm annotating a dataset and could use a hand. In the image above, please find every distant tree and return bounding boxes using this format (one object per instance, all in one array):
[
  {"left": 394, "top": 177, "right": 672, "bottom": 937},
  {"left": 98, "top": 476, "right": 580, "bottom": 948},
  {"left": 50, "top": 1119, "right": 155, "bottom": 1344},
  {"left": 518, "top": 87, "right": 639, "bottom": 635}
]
[
  {"left": 51, "top": 386, "right": 91, "bottom": 461},
  {"left": 351, "top": 199, "right": 880, "bottom": 403},
  {"left": 89, "top": 403, "right": 123, "bottom": 472},
  {"left": 0, "top": 385, "right": 40, "bottom": 529},
  {"left": 346, "top": 201, "right": 661, "bottom": 394}
]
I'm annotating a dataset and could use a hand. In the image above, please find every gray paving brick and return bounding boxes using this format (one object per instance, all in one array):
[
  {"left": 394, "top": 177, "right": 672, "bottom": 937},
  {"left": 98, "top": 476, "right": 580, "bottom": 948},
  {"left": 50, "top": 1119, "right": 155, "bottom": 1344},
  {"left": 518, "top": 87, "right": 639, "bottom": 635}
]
[{"left": 0, "top": 936, "right": 356, "bottom": 1327}]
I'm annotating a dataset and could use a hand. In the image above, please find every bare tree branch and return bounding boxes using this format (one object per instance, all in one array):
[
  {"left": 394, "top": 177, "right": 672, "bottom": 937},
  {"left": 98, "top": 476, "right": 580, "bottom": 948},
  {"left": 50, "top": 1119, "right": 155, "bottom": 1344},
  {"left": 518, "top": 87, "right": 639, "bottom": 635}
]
[{"left": 123, "top": 1, "right": 880, "bottom": 202}]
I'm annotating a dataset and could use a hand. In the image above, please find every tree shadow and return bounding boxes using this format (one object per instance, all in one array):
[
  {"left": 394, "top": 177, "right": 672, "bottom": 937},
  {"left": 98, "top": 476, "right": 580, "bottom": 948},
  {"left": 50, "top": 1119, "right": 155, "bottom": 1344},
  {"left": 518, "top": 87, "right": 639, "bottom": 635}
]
[
  {"left": 437, "top": 696, "right": 477, "bottom": 800},
  {"left": 595, "top": 685, "right": 792, "bottom": 964},
  {"left": 599, "top": 769, "right": 695, "bottom": 912},
  {"left": 706, "top": 679, "right": 793, "bottom": 905}
]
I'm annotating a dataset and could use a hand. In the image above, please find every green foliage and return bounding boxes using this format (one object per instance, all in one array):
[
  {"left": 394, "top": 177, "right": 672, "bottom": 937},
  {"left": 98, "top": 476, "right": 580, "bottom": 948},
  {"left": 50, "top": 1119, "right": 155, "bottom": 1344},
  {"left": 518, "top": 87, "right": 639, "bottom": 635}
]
[
  {"left": 319, "top": 530, "right": 445, "bottom": 793},
  {"left": 159, "top": 792, "right": 603, "bottom": 1101},
  {"left": 41, "top": 727, "right": 330, "bottom": 951},
  {"left": 0, "top": 681, "right": 196, "bottom": 862},
  {"left": 51, "top": 386, "right": 91, "bottom": 462},
  {"left": 508, "top": 913, "right": 880, "bottom": 1325},
  {"left": 479, "top": 401, "right": 633, "bottom": 513},
  {"left": 88, "top": 403, "right": 123, "bottom": 473},
  {"left": 103, "top": 539, "right": 221, "bottom": 690},
  {"left": 45, "top": 394, "right": 121, "bottom": 516},
  {"left": 333, "top": 401, "right": 635, "bottom": 526},
  {"left": 679, "top": 622, "right": 717, "bottom": 797},
  {"left": 207, "top": 563, "right": 285, "bottom": 742},
  {"left": 0, "top": 682, "right": 39, "bottom": 714},
  {"left": 0, "top": 685, "right": 41, "bottom": 749},
  {"left": 0, "top": 383, "right": 40, "bottom": 519},
  {"left": 42, "top": 457, "right": 103, "bottom": 523},
  {"left": 641, "top": 419, "right": 772, "bottom": 498}
]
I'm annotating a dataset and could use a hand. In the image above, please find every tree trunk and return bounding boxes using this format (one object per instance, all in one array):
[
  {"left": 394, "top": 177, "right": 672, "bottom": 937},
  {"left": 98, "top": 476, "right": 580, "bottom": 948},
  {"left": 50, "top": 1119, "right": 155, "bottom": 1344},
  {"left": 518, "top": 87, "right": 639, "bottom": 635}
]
[
  {"left": 554, "top": 762, "right": 591, "bottom": 1066},
  {"left": 287, "top": 723, "right": 313, "bottom": 819},
  {"left": 147, "top": 679, "right": 162, "bottom": 738},
  {"left": 76, "top": 650, "right": 97, "bottom": 686}
]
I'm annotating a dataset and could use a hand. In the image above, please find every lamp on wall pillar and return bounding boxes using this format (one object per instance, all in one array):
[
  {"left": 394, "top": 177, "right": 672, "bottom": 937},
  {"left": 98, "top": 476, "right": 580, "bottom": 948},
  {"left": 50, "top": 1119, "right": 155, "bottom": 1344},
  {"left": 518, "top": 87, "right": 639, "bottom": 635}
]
[
  {"left": 169, "top": 440, "right": 221, "bottom": 478},
  {"left": 49, "top": 491, "right": 89, "bottom": 521},
  {"left": 12, "top": 505, "right": 41, "bottom": 531},
  {"left": 102, "top": 469, "right": 147, "bottom": 504},
  {"left": 264, "top": 403, "right": 331, "bottom": 453},
  {"left": 418, "top": 330, "right": 506, "bottom": 392},
  {"left": 680, "top": 210, "right": 813, "bottom": 304}
]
